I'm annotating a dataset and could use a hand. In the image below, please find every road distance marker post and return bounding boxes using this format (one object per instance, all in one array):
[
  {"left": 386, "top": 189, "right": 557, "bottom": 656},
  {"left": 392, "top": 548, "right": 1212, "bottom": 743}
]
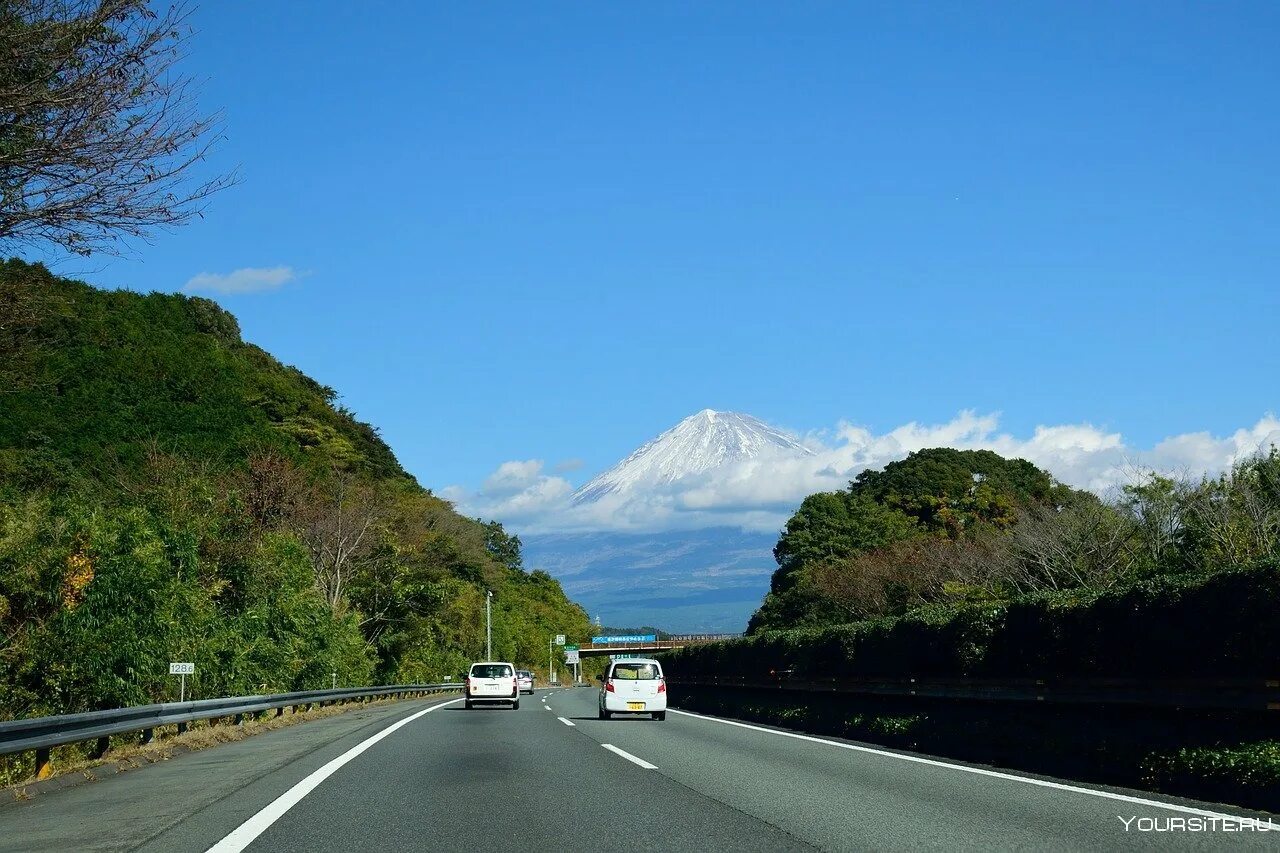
[{"left": 169, "top": 662, "right": 194, "bottom": 702}]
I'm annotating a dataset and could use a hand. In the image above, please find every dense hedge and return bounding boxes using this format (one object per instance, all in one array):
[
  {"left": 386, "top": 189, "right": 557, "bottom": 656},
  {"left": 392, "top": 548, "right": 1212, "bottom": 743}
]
[{"left": 663, "top": 560, "right": 1280, "bottom": 679}]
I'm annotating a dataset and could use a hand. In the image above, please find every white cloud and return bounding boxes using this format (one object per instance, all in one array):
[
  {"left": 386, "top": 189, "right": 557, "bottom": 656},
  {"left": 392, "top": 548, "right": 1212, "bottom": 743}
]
[
  {"left": 449, "top": 412, "right": 1280, "bottom": 535},
  {"left": 451, "top": 460, "right": 574, "bottom": 519},
  {"left": 183, "top": 266, "right": 298, "bottom": 294}
]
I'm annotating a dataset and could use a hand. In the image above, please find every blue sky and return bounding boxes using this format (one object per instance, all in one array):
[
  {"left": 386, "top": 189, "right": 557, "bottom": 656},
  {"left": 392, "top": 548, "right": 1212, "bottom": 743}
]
[{"left": 58, "top": 1, "right": 1278, "bottom": 507}]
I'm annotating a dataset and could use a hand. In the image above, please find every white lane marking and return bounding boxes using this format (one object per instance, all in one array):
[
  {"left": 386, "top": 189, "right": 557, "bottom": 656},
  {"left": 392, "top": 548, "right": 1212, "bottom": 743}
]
[
  {"left": 206, "top": 697, "right": 462, "bottom": 853},
  {"left": 667, "top": 709, "right": 1249, "bottom": 820},
  {"left": 602, "top": 743, "right": 657, "bottom": 770},
  {"left": 558, "top": 716, "right": 576, "bottom": 727}
]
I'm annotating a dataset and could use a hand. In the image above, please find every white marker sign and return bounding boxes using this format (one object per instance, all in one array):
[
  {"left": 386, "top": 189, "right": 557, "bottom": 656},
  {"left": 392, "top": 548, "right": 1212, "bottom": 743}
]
[
  {"left": 555, "top": 634, "right": 566, "bottom": 646},
  {"left": 170, "top": 661, "right": 194, "bottom": 702}
]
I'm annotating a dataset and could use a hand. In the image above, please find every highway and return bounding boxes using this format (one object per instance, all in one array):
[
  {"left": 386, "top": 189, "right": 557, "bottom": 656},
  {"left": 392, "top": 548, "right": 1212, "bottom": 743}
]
[{"left": 1, "top": 687, "right": 1272, "bottom": 851}]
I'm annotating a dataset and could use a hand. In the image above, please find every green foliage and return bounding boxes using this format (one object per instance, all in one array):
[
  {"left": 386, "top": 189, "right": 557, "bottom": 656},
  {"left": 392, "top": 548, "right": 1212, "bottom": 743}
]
[
  {"left": 851, "top": 448, "right": 1063, "bottom": 519},
  {"left": 750, "top": 449, "right": 1084, "bottom": 633},
  {"left": 0, "top": 259, "right": 404, "bottom": 485},
  {"left": 1143, "top": 741, "right": 1280, "bottom": 810},
  {"left": 0, "top": 260, "right": 592, "bottom": 719},
  {"left": 749, "top": 494, "right": 918, "bottom": 632},
  {"left": 668, "top": 560, "right": 1280, "bottom": 681}
]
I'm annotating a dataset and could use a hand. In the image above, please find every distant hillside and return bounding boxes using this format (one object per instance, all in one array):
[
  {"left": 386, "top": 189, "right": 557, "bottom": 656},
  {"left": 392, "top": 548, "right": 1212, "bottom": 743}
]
[
  {"left": 0, "top": 260, "right": 593, "bottom": 721},
  {"left": 0, "top": 258, "right": 404, "bottom": 489},
  {"left": 522, "top": 528, "right": 777, "bottom": 632}
]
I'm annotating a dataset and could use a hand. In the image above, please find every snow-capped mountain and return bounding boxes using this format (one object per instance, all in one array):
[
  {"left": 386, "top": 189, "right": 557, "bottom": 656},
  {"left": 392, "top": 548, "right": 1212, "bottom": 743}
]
[{"left": 572, "top": 409, "right": 812, "bottom": 504}]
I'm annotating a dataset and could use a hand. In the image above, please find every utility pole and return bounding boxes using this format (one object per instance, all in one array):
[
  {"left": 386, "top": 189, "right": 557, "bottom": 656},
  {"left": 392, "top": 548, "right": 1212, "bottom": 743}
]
[
  {"left": 549, "top": 632, "right": 564, "bottom": 684},
  {"left": 485, "top": 589, "right": 493, "bottom": 660}
]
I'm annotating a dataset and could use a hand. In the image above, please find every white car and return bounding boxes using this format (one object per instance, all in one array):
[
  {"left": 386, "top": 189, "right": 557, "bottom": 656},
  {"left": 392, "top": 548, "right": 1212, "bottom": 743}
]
[
  {"left": 465, "top": 661, "right": 519, "bottom": 709},
  {"left": 516, "top": 670, "right": 534, "bottom": 694},
  {"left": 598, "top": 657, "right": 666, "bottom": 720}
]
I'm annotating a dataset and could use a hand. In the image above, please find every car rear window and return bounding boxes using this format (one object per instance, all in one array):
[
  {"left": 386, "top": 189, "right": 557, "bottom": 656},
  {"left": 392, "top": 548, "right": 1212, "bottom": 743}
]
[
  {"left": 611, "top": 663, "right": 660, "bottom": 680},
  {"left": 470, "top": 664, "right": 513, "bottom": 678}
]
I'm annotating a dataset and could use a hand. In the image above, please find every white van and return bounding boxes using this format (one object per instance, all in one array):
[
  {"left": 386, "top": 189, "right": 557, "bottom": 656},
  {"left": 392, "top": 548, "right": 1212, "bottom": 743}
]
[
  {"left": 598, "top": 657, "right": 666, "bottom": 720},
  {"left": 465, "top": 661, "right": 519, "bottom": 709}
]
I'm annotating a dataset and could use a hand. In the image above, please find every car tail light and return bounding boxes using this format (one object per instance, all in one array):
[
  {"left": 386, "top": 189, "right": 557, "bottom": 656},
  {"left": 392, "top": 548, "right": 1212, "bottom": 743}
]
[
  {"left": 605, "top": 679, "right": 615, "bottom": 693},
  {"left": 657, "top": 679, "right": 666, "bottom": 694}
]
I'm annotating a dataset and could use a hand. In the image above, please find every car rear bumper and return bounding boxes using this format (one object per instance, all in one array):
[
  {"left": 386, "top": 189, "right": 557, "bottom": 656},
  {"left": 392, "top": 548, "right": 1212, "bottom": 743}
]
[
  {"left": 601, "top": 692, "right": 667, "bottom": 712},
  {"left": 466, "top": 694, "right": 517, "bottom": 703}
]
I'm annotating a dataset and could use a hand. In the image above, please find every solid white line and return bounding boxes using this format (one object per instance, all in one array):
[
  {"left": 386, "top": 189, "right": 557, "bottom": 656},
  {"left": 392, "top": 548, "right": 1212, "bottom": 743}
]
[
  {"left": 206, "top": 697, "right": 461, "bottom": 853},
  {"left": 558, "top": 716, "right": 576, "bottom": 727},
  {"left": 667, "top": 709, "right": 1249, "bottom": 820},
  {"left": 601, "top": 743, "right": 657, "bottom": 770}
]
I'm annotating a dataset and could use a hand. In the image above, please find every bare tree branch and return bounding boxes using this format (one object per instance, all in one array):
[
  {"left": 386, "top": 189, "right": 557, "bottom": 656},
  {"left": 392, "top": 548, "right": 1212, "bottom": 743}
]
[{"left": 0, "top": 0, "right": 236, "bottom": 256}]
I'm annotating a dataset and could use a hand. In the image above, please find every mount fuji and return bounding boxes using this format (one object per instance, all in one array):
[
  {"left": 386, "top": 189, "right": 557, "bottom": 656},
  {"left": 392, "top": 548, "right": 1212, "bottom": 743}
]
[
  {"left": 521, "top": 409, "right": 812, "bottom": 632},
  {"left": 572, "top": 409, "right": 813, "bottom": 504}
]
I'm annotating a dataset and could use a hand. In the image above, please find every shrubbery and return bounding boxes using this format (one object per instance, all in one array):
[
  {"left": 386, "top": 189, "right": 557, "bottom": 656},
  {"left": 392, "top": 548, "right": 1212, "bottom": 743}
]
[
  {"left": 1144, "top": 741, "right": 1280, "bottom": 810},
  {"left": 665, "top": 560, "right": 1280, "bottom": 680}
]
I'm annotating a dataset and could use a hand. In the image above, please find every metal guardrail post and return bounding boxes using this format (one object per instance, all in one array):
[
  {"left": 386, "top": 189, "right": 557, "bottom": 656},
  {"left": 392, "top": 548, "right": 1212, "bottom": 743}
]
[{"left": 34, "top": 748, "right": 51, "bottom": 780}]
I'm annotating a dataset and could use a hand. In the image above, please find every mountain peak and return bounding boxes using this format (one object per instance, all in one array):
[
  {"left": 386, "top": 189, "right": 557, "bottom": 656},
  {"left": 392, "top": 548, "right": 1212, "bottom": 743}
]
[{"left": 572, "top": 410, "right": 812, "bottom": 504}]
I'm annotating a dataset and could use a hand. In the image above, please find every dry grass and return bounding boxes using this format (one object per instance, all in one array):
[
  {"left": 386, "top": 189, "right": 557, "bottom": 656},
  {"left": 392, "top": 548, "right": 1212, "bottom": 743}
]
[{"left": 3, "top": 693, "right": 453, "bottom": 797}]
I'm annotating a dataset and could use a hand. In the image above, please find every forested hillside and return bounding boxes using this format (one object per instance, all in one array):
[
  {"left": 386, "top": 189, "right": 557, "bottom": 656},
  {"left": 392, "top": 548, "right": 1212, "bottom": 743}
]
[
  {"left": 0, "top": 260, "right": 591, "bottom": 719},
  {"left": 749, "top": 446, "right": 1280, "bottom": 632},
  {"left": 750, "top": 448, "right": 1089, "bottom": 631}
]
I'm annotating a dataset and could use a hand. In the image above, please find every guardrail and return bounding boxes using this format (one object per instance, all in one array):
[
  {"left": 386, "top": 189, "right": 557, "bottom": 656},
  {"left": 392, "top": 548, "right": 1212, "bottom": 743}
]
[
  {"left": 668, "top": 674, "right": 1280, "bottom": 712},
  {"left": 0, "top": 683, "right": 458, "bottom": 781}
]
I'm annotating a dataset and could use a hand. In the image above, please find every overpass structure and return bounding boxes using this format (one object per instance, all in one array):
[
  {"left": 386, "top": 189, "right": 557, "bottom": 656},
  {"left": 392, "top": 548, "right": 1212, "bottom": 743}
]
[{"left": 577, "top": 634, "right": 742, "bottom": 657}]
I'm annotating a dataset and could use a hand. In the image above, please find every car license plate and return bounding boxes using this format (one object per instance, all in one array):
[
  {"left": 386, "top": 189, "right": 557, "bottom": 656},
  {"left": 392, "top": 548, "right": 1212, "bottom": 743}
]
[{"left": 627, "top": 702, "right": 644, "bottom": 710}]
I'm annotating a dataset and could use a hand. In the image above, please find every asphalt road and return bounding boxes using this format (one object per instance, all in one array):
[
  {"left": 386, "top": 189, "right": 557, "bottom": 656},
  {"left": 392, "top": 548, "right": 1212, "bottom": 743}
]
[{"left": 1, "top": 687, "right": 1273, "bottom": 851}]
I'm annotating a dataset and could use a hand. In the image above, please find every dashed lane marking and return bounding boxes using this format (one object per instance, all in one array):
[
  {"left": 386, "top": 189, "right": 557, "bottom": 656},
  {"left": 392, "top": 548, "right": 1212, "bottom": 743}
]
[{"left": 601, "top": 743, "right": 657, "bottom": 770}]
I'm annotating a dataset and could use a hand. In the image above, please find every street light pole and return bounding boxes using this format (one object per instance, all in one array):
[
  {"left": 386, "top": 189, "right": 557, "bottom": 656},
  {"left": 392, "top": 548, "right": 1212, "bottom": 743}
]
[{"left": 485, "top": 590, "right": 493, "bottom": 660}]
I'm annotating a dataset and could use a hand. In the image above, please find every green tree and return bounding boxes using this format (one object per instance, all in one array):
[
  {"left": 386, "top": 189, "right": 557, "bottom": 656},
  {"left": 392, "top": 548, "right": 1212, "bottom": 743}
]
[{"left": 750, "top": 493, "right": 918, "bottom": 633}]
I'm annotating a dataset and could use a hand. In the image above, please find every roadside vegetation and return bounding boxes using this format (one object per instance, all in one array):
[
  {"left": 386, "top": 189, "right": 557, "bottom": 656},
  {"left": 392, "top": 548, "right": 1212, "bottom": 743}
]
[
  {"left": 0, "top": 0, "right": 591, "bottom": 746},
  {"left": 749, "top": 446, "right": 1280, "bottom": 633},
  {"left": 0, "top": 260, "right": 592, "bottom": 727},
  {"left": 668, "top": 446, "right": 1280, "bottom": 809}
]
